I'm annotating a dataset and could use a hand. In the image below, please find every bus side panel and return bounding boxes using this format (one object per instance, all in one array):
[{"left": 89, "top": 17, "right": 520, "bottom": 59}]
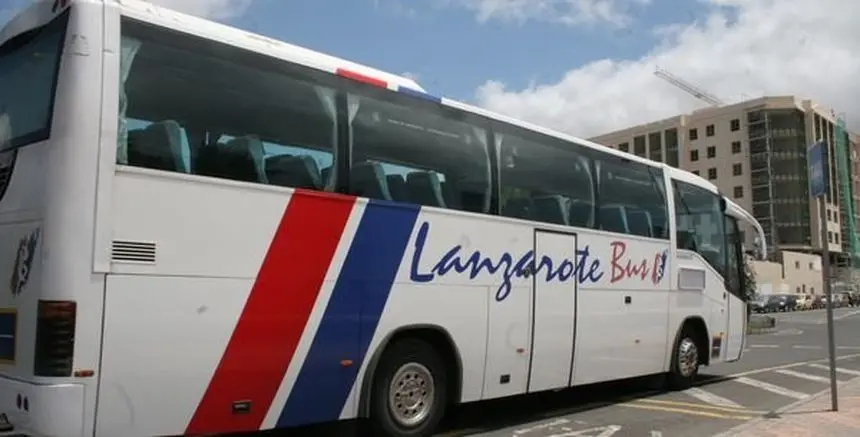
[
  {"left": 96, "top": 274, "right": 254, "bottom": 437},
  {"left": 665, "top": 251, "right": 726, "bottom": 369}
]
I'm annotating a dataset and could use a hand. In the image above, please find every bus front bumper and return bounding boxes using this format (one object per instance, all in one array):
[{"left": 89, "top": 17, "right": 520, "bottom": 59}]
[{"left": 0, "top": 375, "right": 84, "bottom": 437}]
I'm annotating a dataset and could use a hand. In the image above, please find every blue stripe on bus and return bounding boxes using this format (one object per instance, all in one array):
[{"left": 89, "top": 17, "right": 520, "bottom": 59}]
[{"left": 276, "top": 200, "right": 420, "bottom": 427}]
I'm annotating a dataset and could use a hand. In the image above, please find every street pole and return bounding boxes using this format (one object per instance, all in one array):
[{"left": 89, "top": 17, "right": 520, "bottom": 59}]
[
  {"left": 809, "top": 138, "right": 838, "bottom": 412},
  {"left": 819, "top": 197, "right": 839, "bottom": 412}
]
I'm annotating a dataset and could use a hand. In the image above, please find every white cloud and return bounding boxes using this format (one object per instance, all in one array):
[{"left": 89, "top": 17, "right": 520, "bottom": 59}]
[
  {"left": 475, "top": 0, "right": 860, "bottom": 139},
  {"left": 146, "top": 0, "right": 253, "bottom": 20},
  {"left": 438, "top": 0, "right": 651, "bottom": 27}
]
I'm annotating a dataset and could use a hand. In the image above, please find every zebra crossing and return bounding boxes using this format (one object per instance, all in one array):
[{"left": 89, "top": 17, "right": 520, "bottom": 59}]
[{"left": 676, "top": 356, "right": 860, "bottom": 411}]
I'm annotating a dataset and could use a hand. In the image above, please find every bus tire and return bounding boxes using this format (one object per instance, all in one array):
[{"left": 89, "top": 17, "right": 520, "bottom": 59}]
[
  {"left": 667, "top": 325, "right": 699, "bottom": 390},
  {"left": 369, "top": 338, "right": 448, "bottom": 437}
]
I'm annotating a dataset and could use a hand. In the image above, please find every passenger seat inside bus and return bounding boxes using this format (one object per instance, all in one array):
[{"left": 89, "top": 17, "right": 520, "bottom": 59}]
[
  {"left": 126, "top": 120, "right": 187, "bottom": 173},
  {"left": 599, "top": 205, "right": 629, "bottom": 234},
  {"left": 386, "top": 174, "right": 409, "bottom": 202},
  {"left": 196, "top": 135, "right": 267, "bottom": 184},
  {"left": 351, "top": 161, "right": 393, "bottom": 200},
  {"left": 568, "top": 200, "right": 593, "bottom": 227},
  {"left": 625, "top": 208, "right": 654, "bottom": 238},
  {"left": 406, "top": 171, "right": 446, "bottom": 208},
  {"left": 533, "top": 195, "right": 569, "bottom": 225},
  {"left": 265, "top": 155, "right": 322, "bottom": 190},
  {"left": 503, "top": 197, "right": 533, "bottom": 220}
]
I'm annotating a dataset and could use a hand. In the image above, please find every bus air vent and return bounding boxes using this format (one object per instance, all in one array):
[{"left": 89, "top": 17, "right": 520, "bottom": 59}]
[{"left": 111, "top": 240, "right": 157, "bottom": 264}]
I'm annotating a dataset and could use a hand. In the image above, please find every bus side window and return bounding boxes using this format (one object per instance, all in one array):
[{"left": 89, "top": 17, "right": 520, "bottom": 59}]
[
  {"left": 118, "top": 18, "right": 336, "bottom": 191},
  {"left": 593, "top": 154, "right": 669, "bottom": 240},
  {"left": 496, "top": 129, "right": 595, "bottom": 228},
  {"left": 347, "top": 92, "right": 491, "bottom": 213},
  {"left": 725, "top": 215, "right": 744, "bottom": 298},
  {"left": 673, "top": 179, "right": 728, "bottom": 278}
]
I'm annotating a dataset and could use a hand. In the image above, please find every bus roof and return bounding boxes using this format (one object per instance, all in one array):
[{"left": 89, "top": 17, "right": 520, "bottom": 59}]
[
  {"left": 3, "top": 0, "right": 728, "bottom": 202},
  {"left": 109, "top": 0, "right": 427, "bottom": 93}
]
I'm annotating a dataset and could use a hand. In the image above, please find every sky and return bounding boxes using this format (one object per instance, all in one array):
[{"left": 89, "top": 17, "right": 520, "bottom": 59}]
[{"left": 1, "top": 0, "right": 859, "bottom": 139}]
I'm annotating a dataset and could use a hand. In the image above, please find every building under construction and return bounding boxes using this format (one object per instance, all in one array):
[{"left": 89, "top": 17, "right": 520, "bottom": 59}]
[{"left": 589, "top": 84, "right": 860, "bottom": 287}]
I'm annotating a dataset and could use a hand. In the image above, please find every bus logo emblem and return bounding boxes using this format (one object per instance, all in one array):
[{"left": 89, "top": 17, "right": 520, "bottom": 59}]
[{"left": 10, "top": 229, "right": 39, "bottom": 297}]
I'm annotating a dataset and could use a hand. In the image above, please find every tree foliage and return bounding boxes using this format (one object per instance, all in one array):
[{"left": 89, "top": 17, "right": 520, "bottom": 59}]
[{"left": 743, "top": 255, "right": 757, "bottom": 301}]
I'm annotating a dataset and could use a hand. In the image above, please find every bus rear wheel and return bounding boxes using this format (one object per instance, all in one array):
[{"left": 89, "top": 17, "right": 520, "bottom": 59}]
[{"left": 369, "top": 338, "right": 448, "bottom": 437}]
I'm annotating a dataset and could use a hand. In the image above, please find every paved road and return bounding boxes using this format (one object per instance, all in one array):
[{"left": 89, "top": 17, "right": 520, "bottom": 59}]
[
  {"left": 286, "top": 308, "right": 860, "bottom": 437},
  {"left": 435, "top": 307, "right": 860, "bottom": 437}
]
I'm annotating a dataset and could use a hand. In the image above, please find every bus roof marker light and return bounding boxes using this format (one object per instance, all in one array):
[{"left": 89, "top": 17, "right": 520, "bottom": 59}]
[
  {"left": 398, "top": 86, "right": 442, "bottom": 104},
  {"left": 336, "top": 68, "right": 388, "bottom": 89}
]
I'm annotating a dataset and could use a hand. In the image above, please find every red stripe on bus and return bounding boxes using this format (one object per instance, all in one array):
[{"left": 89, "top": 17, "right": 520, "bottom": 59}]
[{"left": 185, "top": 191, "right": 355, "bottom": 435}]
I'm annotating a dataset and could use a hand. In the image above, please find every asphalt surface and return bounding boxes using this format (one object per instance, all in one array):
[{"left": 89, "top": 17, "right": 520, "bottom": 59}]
[
  {"left": 440, "top": 307, "right": 860, "bottom": 437},
  {"left": 286, "top": 307, "right": 860, "bottom": 437}
]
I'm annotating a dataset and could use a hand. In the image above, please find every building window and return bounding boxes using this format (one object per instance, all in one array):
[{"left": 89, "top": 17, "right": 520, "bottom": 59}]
[
  {"left": 707, "top": 146, "right": 716, "bottom": 158},
  {"left": 690, "top": 150, "right": 699, "bottom": 162},
  {"left": 707, "top": 168, "right": 717, "bottom": 180},
  {"left": 733, "top": 186, "right": 743, "bottom": 198},
  {"left": 634, "top": 135, "right": 646, "bottom": 156},
  {"left": 733, "top": 163, "right": 742, "bottom": 176},
  {"left": 809, "top": 262, "right": 814, "bottom": 269},
  {"left": 689, "top": 128, "right": 698, "bottom": 140},
  {"left": 836, "top": 233, "right": 840, "bottom": 243},
  {"left": 692, "top": 170, "right": 700, "bottom": 176},
  {"left": 706, "top": 124, "right": 715, "bottom": 137},
  {"left": 619, "top": 142, "right": 629, "bottom": 152},
  {"left": 730, "top": 119, "right": 740, "bottom": 131},
  {"left": 732, "top": 141, "right": 742, "bottom": 154},
  {"left": 828, "top": 231, "right": 833, "bottom": 243},
  {"left": 827, "top": 210, "right": 832, "bottom": 220}
]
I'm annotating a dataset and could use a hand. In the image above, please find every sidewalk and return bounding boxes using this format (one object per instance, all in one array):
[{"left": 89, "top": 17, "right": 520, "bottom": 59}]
[{"left": 720, "top": 378, "right": 860, "bottom": 436}]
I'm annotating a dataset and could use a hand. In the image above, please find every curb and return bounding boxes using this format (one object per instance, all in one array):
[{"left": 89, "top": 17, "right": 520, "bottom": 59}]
[{"left": 711, "top": 377, "right": 860, "bottom": 437}]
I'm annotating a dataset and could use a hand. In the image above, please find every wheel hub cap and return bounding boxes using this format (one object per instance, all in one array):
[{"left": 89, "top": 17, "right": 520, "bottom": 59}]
[
  {"left": 388, "top": 362, "right": 435, "bottom": 427},
  {"left": 678, "top": 338, "right": 698, "bottom": 377}
]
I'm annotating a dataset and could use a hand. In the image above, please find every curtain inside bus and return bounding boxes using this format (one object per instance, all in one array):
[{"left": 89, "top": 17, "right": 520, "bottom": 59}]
[{"left": 117, "top": 36, "right": 142, "bottom": 165}]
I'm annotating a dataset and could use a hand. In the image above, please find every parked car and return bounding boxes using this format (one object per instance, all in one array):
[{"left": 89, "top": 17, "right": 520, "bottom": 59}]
[{"left": 762, "top": 294, "right": 796, "bottom": 312}]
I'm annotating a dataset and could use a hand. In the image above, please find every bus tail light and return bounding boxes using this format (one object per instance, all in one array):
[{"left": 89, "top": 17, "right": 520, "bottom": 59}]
[{"left": 33, "top": 300, "right": 76, "bottom": 377}]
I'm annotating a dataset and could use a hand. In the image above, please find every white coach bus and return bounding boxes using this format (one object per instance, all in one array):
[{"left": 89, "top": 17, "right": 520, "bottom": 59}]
[{"left": 0, "top": 1, "right": 765, "bottom": 436}]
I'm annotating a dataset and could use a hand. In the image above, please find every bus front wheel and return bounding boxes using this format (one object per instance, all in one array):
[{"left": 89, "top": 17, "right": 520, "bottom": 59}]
[
  {"left": 369, "top": 338, "right": 448, "bottom": 437},
  {"left": 667, "top": 326, "right": 700, "bottom": 390}
]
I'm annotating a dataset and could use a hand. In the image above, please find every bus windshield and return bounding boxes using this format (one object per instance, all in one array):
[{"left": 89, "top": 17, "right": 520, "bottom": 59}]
[{"left": 0, "top": 11, "right": 67, "bottom": 151}]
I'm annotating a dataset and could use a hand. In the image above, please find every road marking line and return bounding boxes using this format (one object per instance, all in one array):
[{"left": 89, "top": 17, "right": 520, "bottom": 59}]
[
  {"left": 728, "top": 352, "right": 860, "bottom": 378},
  {"left": 636, "top": 398, "right": 762, "bottom": 414},
  {"left": 791, "top": 345, "right": 822, "bottom": 350},
  {"left": 774, "top": 368, "right": 831, "bottom": 383},
  {"left": 834, "top": 310, "right": 860, "bottom": 320},
  {"left": 837, "top": 346, "right": 860, "bottom": 350},
  {"left": 546, "top": 425, "right": 622, "bottom": 437},
  {"left": 748, "top": 344, "right": 779, "bottom": 348},
  {"left": 733, "top": 377, "right": 809, "bottom": 400},
  {"left": 682, "top": 388, "right": 745, "bottom": 409},
  {"left": 619, "top": 401, "right": 755, "bottom": 420},
  {"left": 808, "top": 363, "right": 860, "bottom": 376},
  {"left": 513, "top": 418, "right": 570, "bottom": 435}
]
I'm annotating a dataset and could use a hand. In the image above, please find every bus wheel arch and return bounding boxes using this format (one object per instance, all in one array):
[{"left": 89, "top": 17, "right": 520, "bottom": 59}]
[
  {"left": 358, "top": 325, "right": 463, "bottom": 421},
  {"left": 667, "top": 316, "right": 709, "bottom": 390}
]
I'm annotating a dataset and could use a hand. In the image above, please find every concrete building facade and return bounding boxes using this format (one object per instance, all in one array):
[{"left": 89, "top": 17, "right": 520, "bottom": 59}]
[{"left": 589, "top": 96, "right": 860, "bottom": 289}]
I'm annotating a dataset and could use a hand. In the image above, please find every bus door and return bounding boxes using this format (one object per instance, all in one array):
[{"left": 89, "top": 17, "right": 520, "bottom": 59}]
[{"left": 528, "top": 229, "right": 577, "bottom": 393}]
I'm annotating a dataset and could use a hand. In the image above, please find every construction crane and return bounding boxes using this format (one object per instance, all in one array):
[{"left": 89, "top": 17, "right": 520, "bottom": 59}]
[{"left": 653, "top": 66, "right": 725, "bottom": 107}]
